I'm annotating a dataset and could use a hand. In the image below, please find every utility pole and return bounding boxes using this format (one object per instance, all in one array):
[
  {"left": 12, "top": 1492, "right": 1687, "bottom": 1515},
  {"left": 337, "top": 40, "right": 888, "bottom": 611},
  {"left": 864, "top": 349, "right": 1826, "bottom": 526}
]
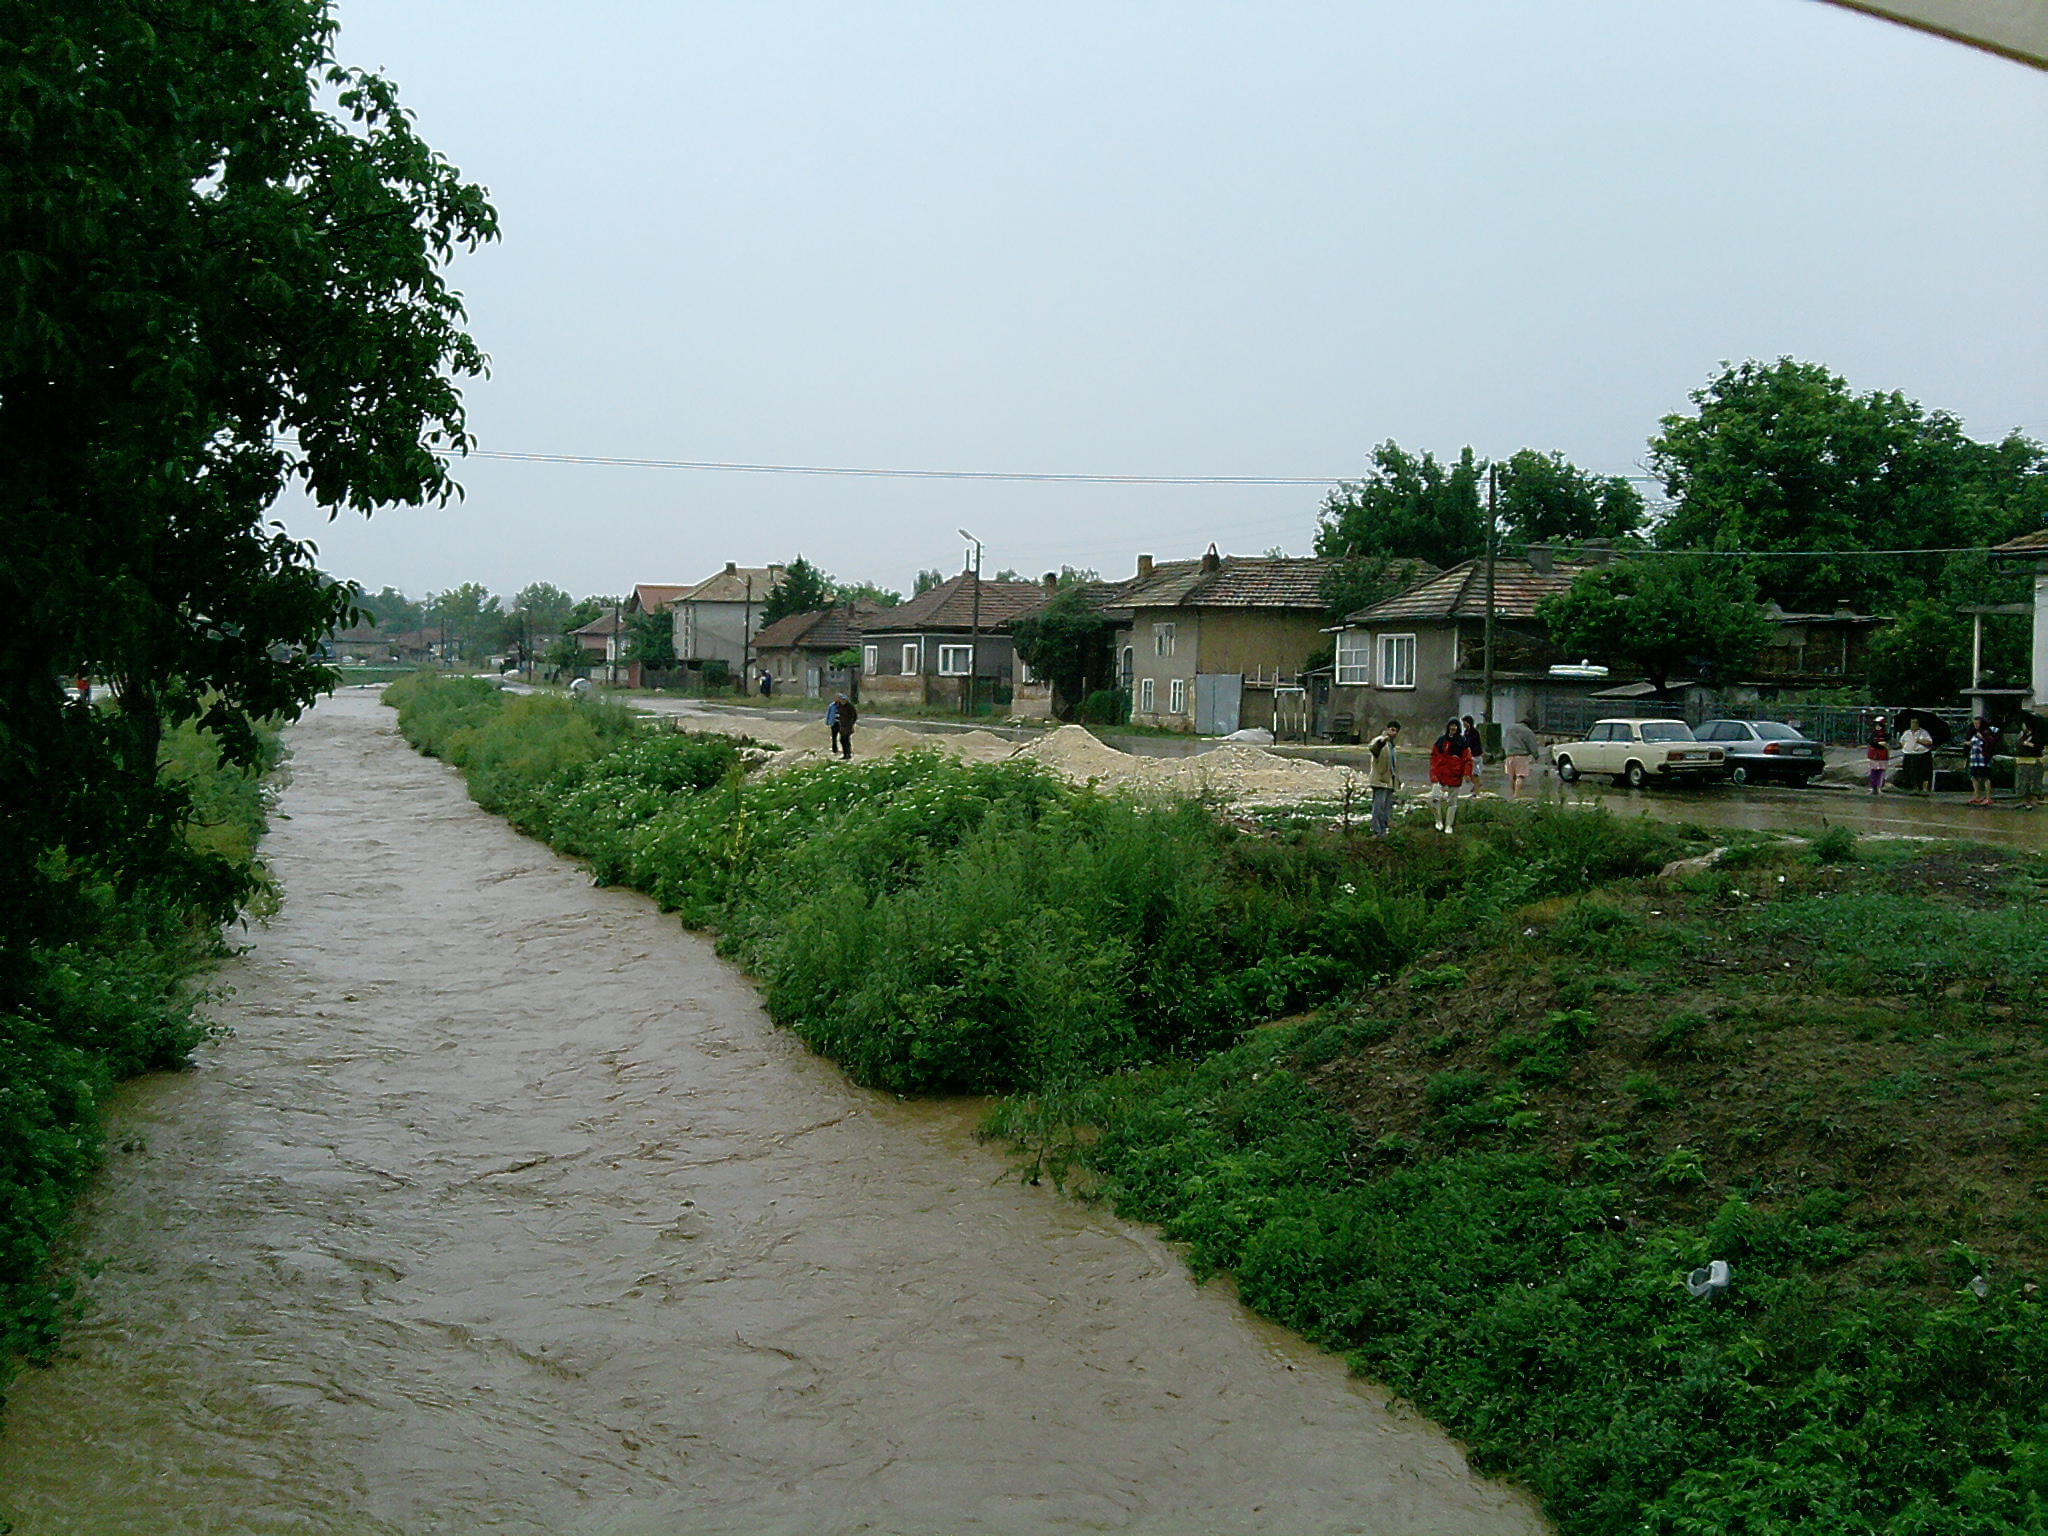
[
  {"left": 1483, "top": 462, "right": 1498, "bottom": 734},
  {"left": 959, "top": 528, "right": 983, "bottom": 717},
  {"left": 743, "top": 574, "right": 754, "bottom": 698}
]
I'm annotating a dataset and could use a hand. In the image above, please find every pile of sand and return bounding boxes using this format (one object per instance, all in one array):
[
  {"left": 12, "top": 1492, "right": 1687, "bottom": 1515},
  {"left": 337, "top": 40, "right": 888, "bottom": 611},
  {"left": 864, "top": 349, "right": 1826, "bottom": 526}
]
[
  {"left": 1140, "top": 743, "right": 1366, "bottom": 807},
  {"left": 1013, "top": 724, "right": 1140, "bottom": 783}
]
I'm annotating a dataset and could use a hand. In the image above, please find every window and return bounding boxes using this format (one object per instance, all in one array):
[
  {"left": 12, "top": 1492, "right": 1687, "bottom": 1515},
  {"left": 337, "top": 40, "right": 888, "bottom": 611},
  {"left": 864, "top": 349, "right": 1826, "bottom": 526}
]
[
  {"left": 1153, "top": 622, "right": 1176, "bottom": 657},
  {"left": 1139, "top": 677, "right": 1156, "bottom": 713},
  {"left": 1168, "top": 677, "right": 1186, "bottom": 714},
  {"left": 1335, "top": 631, "right": 1370, "bottom": 686},
  {"left": 1639, "top": 722, "right": 1694, "bottom": 742},
  {"left": 1120, "top": 646, "right": 1134, "bottom": 688},
  {"left": 1378, "top": 633, "right": 1416, "bottom": 689},
  {"left": 862, "top": 644, "right": 879, "bottom": 676},
  {"left": 901, "top": 642, "right": 921, "bottom": 675},
  {"left": 938, "top": 644, "right": 973, "bottom": 677}
]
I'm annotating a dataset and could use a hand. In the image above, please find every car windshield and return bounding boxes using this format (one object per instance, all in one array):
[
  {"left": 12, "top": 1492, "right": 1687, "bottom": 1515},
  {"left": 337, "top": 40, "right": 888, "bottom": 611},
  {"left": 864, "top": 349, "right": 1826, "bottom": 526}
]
[
  {"left": 1638, "top": 722, "right": 1694, "bottom": 742},
  {"left": 1752, "top": 722, "right": 1806, "bottom": 741}
]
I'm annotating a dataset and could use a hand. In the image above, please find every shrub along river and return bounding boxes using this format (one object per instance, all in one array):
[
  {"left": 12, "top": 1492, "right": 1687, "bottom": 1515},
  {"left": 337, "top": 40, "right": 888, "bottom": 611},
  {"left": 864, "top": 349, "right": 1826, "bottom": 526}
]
[{"left": 0, "top": 691, "right": 1543, "bottom": 1535}]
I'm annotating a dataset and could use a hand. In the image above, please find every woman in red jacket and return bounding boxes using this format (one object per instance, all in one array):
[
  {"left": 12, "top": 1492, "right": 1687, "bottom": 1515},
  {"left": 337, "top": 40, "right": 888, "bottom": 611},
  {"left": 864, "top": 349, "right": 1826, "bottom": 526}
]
[{"left": 1429, "top": 719, "right": 1474, "bottom": 833}]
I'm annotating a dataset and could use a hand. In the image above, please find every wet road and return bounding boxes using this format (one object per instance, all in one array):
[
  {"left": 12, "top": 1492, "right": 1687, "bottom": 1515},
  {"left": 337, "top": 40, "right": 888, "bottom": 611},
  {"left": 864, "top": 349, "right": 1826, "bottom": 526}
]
[{"left": 0, "top": 691, "right": 1544, "bottom": 1536}]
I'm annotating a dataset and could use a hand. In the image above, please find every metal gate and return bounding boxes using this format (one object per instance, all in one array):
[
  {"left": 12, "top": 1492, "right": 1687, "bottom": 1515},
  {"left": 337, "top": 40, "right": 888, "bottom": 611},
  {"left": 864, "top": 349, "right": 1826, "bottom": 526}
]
[{"left": 1194, "top": 673, "right": 1243, "bottom": 735}]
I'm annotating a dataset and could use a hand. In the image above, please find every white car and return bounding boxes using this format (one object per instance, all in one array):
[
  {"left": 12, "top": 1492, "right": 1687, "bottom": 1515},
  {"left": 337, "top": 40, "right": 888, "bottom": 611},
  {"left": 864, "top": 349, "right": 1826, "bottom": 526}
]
[{"left": 1553, "top": 718, "right": 1725, "bottom": 789}]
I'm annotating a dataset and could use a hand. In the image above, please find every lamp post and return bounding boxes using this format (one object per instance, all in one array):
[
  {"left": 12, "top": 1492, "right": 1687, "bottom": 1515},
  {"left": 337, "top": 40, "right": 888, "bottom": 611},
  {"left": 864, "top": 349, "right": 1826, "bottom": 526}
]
[{"left": 959, "top": 528, "right": 982, "bottom": 716}]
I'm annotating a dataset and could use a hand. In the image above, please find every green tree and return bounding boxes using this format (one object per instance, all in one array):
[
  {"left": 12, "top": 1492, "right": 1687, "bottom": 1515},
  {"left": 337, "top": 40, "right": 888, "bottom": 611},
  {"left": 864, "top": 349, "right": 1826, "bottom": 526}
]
[
  {"left": 426, "top": 583, "right": 502, "bottom": 662},
  {"left": 1, "top": 0, "right": 494, "bottom": 954},
  {"left": 626, "top": 607, "right": 676, "bottom": 669},
  {"left": 361, "top": 586, "right": 424, "bottom": 632},
  {"left": 503, "top": 582, "right": 574, "bottom": 664},
  {"left": 832, "top": 580, "right": 902, "bottom": 608},
  {"left": 1010, "top": 584, "right": 1111, "bottom": 715},
  {"left": 759, "top": 556, "right": 833, "bottom": 625},
  {"left": 1864, "top": 599, "right": 1970, "bottom": 704},
  {"left": 1318, "top": 554, "right": 1429, "bottom": 623},
  {"left": 913, "top": 569, "right": 945, "bottom": 595},
  {"left": 1315, "top": 442, "right": 1485, "bottom": 567},
  {"left": 566, "top": 595, "right": 617, "bottom": 632},
  {"left": 1649, "top": 359, "right": 2048, "bottom": 609},
  {"left": 1535, "top": 553, "right": 1774, "bottom": 700},
  {"left": 1497, "top": 449, "right": 1645, "bottom": 545}
]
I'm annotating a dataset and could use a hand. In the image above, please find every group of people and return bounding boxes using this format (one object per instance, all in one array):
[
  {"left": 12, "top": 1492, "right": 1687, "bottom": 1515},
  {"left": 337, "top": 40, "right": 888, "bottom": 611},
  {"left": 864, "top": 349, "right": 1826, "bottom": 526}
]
[
  {"left": 1361, "top": 713, "right": 1545, "bottom": 837},
  {"left": 1866, "top": 714, "right": 2042, "bottom": 810}
]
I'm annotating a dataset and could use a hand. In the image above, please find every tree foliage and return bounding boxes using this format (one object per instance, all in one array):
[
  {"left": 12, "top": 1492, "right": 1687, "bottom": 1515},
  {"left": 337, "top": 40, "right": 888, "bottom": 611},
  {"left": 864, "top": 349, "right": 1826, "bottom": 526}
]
[
  {"left": 1319, "top": 554, "right": 1429, "bottom": 622},
  {"left": 913, "top": 569, "right": 945, "bottom": 595},
  {"left": 1649, "top": 359, "right": 2048, "bottom": 610},
  {"left": 1497, "top": 449, "right": 1644, "bottom": 546},
  {"left": 0, "top": 0, "right": 495, "bottom": 962},
  {"left": 1315, "top": 442, "right": 1484, "bottom": 567},
  {"left": 832, "top": 580, "right": 902, "bottom": 608},
  {"left": 759, "top": 556, "right": 832, "bottom": 625},
  {"left": 1536, "top": 554, "right": 1774, "bottom": 700},
  {"left": 361, "top": 585, "right": 424, "bottom": 632},
  {"left": 626, "top": 607, "right": 676, "bottom": 669},
  {"left": 425, "top": 583, "right": 501, "bottom": 661},
  {"left": 1010, "top": 584, "right": 1109, "bottom": 714}
]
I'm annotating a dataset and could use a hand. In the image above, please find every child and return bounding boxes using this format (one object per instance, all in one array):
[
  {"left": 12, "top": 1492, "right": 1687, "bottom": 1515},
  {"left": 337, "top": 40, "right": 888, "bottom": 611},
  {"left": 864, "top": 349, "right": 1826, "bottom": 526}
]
[{"left": 1865, "top": 722, "right": 1889, "bottom": 796}]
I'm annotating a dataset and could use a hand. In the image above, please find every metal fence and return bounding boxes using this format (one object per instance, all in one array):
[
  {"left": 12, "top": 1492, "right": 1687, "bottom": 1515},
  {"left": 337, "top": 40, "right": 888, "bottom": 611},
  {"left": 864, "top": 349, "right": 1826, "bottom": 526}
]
[{"left": 1535, "top": 693, "right": 1979, "bottom": 747}]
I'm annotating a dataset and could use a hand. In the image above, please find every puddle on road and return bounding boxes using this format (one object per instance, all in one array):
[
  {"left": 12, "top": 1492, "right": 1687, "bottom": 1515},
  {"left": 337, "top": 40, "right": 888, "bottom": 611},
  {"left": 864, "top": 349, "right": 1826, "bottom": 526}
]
[{"left": 0, "top": 691, "right": 1544, "bottom": 1536}]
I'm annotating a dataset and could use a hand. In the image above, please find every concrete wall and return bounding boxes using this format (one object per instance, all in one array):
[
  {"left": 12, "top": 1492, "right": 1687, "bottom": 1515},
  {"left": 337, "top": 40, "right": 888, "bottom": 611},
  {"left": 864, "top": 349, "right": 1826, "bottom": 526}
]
[
  {"left": 673, "top": 600, "right": 768, "bottom": 669},
  {"left": 1127, "top": 610, "right": 1200, "bottom": 730}
]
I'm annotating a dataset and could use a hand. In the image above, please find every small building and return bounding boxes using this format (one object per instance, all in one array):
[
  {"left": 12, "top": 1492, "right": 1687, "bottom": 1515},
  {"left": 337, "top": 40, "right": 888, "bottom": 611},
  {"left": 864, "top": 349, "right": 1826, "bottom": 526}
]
[
  {"left": 1104, "top": 548, "right": 1337, "bottom": 734},
  {"left": 858, "top": 570, "right": 1049, "bottom": 710},
  {"left": 1991, "top": 526, "right": 2048, "bottom": 709},
  {"left": 669, "top": 563, "right": 786, "bottom": 675},
  {"left": 753, "top": 602, "right": 879, "bottom": 699},
  {"left": 1325, "top": 549, "right": 1605, "bottom": 740},
  {"left": 571, "top": 608, "right": 630, "bottom": 684}
]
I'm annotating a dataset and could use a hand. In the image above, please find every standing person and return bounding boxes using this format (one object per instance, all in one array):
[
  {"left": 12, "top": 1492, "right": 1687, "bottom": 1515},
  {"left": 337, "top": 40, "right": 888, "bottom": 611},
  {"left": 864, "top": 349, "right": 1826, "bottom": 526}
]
[
  {"left": 831, "top": 692, "right": 857, "bottom": 759},
  {"left": 1460, "top": 715, "right": 1484, "bottom": 797},
  {"left": 2012, "top": 718, "right": 2042, "bottom": 811},
  {"left": 1967, "top": 719, "right": 1994, "bottom": 805},
  {"left": 1500, "top": 717, "right": 1539, "bottom": 800},
  {"left": 824, "top": 694, "right": 844, "bottom": 757},
  {"left": 1363, "top": 719, "right": 1402, "bottom": 836},
  {"left": 759, "top": 669, "right": 774, "bottom": 700},
  {"left": 1898, "top": 715, "right": 1935, "bottom": 795},
  {"left": 1428, "top": 718, "right": 1473, "bottom": 834},
  {"left": 1865, "top": 721, "right": 1890, "bottom": 796}
]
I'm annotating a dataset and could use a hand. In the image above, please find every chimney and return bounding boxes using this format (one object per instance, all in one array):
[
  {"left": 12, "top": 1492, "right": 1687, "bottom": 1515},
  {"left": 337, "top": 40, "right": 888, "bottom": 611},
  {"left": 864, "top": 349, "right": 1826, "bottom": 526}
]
[
  {"left": 1136, "top": 553, "right": 1154, "bottom": 579},
  {"left": 724, "top": 560, "right": 736, "bottom": 574},
  {"left": 1042, "top": 572, "right": 1059, "bottom": 594},
  {"left": 1582, "top": 538, "right": 1614, "bottom": 567},
  {"left": 1527, "top": 543, "right": 1553, "bottom": 576},
  {"left": 1200, "top": 542, "right": 1221, "bottom": 573}
]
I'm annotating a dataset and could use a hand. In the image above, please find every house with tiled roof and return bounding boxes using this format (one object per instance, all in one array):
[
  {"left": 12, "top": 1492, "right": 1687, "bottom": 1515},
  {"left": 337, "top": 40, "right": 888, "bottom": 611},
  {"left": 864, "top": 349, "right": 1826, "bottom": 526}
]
[
  {"left": 1990, "top": 525, "right": 2048, "bottom": 708},
  {"left": 667, "top": 563, "right": 786, "bottom": 675},
  {"left": 1097, "top": 547, "right": 1340, "bottom": 734},
  {"left": 754, "top": 602, "right": 881, "bottom": 699},
  {"left": 858, "top": 570, "right": 1051, "bottom": 710},
  {"left": 1326, "top": 547, "right": 1607, "bottom": 741}
]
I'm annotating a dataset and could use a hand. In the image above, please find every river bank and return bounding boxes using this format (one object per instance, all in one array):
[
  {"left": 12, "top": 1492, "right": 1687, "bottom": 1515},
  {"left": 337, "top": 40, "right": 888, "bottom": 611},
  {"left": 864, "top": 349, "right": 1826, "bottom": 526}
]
[{"left": 0, "top": 690, "right": 1542, "bottom": 1535}]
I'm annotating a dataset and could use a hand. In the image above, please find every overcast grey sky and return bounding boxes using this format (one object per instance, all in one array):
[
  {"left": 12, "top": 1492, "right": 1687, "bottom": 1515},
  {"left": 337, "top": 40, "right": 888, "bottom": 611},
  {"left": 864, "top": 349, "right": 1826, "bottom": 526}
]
[{"left": 283, "top": 0, "right": 2048, "bottom": 603}]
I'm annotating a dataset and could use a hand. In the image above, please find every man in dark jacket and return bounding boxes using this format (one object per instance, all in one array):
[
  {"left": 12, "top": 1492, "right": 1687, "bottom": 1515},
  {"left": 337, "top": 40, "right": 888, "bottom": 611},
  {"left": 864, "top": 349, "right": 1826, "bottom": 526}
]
[{"left": 826, "top": 694, "right": 857, "bottom": 759}]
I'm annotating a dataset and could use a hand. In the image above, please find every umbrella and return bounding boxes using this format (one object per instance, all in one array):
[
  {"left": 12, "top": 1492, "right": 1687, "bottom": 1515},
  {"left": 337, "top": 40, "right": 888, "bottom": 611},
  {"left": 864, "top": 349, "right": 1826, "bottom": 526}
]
[{"left": 1892, "top": 709, "right": 1953, "bottom": 748}]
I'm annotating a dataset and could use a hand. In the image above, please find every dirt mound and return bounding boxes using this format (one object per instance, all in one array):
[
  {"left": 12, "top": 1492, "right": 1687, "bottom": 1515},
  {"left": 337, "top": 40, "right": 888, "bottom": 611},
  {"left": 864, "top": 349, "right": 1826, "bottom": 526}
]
[
  {"left": 934, "top": 729, "right": 1018, "bottom": 763},
  {"left": 1014, "top": 724, "right": 1137, "bottom": 783},
  {"left": 1144, "top": 743, "right": 1366, "bottom": 807}
]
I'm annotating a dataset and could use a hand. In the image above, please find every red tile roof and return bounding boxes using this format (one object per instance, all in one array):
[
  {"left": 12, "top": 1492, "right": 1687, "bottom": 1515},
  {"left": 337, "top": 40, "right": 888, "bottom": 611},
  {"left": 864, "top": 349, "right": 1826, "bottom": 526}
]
[
  {"left": 679, "top": 565, "right": 785, "bottom": 604},
  {"left": 1114, "top": 555, "right": 1339, "bottom": 611},
  {"left": 1344, "top": 557, "right": 1600, "bottom": 625},
  {"left": 752, "top": 603, "right": 880, "bottom": 652},
  {"left": 862, "top": 571, "right": 1051, "bottom": 633}
]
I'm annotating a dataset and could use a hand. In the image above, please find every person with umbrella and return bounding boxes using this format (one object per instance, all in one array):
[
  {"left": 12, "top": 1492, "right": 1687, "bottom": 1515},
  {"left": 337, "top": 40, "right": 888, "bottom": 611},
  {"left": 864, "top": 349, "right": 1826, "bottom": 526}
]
[{"left": 1897, "top": 713, "right": 1936, "bottom": 795}]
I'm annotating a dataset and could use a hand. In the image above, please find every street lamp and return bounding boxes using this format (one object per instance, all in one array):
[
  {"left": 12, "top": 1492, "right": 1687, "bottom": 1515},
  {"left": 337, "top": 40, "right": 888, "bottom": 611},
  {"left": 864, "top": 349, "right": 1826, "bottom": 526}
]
[{"left": 958, "top": 528, "right": 983, "bottom": 716}]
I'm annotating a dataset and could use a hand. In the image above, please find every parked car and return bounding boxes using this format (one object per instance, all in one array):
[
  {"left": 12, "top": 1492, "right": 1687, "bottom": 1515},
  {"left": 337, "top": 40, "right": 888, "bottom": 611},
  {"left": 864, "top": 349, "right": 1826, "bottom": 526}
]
[
  {"left": 1693, "top": 719, "right": 1825, "bottom": 786},
  {"left": 1552, "top": 718, "right": 1725, "bottom": 789}
]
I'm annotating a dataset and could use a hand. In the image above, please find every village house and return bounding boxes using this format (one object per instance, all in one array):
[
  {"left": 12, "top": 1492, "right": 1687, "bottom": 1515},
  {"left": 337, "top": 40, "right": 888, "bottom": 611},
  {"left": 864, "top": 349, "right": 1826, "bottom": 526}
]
[
  {"left": 1107, "top": 548, "right": 1337, "bottom": 734},
  {"left": 1992, "top": 525, "right": 2048, "bottom": 710},
  {"left": 752, "top": 602, "right": 878, "bottom": 699},
  {"left": 668, "top": 563, "right": 786, "bottom": 676},
  {"left": 858, "top": 570, "right": 1048, "bottom": 710},
  {"left": 570, "top": 607, "right": 630, "bottom": 683}
]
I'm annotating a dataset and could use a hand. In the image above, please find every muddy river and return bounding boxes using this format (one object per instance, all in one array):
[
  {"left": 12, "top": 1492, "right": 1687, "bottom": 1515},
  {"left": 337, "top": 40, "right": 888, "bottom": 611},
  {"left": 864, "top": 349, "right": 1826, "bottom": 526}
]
[{"left": 0, "top": 692, "right": 1543, "bottom": 1535}]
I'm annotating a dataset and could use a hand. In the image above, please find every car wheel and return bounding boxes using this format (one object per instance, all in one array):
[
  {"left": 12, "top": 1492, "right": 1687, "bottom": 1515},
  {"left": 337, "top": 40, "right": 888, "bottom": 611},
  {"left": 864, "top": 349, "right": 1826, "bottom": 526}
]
[
  {"left": 1625, "top": 761, "right": 1648, "bottom": 789},
  {"left": 1556, "top": 755, "right": 1578, "bottom": 783},
  {"left": 1729, "top": 764, "right": 1749, "bottom": 786}
]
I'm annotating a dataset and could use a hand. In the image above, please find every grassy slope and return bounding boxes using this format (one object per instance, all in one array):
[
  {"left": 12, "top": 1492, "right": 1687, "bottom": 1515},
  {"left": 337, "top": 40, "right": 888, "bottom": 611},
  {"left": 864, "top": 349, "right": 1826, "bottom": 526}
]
[{"left": 992, "top": 835, "right": 2048, "bottom": 1534}]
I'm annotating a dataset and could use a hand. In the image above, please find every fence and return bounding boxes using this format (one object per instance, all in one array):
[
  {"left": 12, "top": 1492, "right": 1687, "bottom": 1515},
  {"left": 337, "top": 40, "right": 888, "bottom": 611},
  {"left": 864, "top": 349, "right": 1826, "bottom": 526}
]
[{"left": 1535, "top": 692, "right": 1979, "bottom": 747}]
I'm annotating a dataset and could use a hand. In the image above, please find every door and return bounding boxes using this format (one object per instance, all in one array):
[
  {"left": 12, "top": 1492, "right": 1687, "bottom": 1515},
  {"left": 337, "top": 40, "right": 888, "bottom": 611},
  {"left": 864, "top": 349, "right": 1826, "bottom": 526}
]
[
  {"left": 805, "top": 666, "right": 820, "bottom": 697},
  {"left": 1194, "top": 673, "right": 1243, "bottom": 735}
]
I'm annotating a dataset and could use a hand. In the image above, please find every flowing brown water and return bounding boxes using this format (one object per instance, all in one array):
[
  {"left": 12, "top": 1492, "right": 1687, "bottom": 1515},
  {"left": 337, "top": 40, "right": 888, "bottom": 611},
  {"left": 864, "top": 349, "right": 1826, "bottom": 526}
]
[{"left": 0, "top": 692, "right": 1544, "bottom": 1535}]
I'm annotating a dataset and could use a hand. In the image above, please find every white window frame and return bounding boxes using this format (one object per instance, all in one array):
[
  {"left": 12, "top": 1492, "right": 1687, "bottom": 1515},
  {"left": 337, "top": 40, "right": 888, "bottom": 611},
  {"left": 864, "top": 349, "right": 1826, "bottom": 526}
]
[
  {"left": 1378, "top": 633, "right": 1417, "bottom": 690},
  {"left": 937, "top": 644, "right": 973, "bottom": 677},
  {"left": 1335, "top": 631, "right": 1370, "bottom": 686},
  {"left": 1139, "top": 677, "right": 1156, "bottom": 713},
  {"left": 901, "top": 642, "right": 921, "bottom": 675},
  {"left": 1153, "top": 622, "right": 1177, "bottom": 657},
  {"left": 1168, "top": 677, "right": 1187, "bottom": 715},
  {"left": 1120, "top": 646, "right": 1134, "bottom": 687},
  {"left": 862, "top": 644, "right": 879, "bottom": 676}
]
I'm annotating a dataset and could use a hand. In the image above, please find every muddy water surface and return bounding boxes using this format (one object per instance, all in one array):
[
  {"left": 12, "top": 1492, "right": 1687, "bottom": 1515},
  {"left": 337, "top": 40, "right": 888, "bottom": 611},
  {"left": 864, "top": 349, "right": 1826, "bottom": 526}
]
[{"left": 0, "top": 692, "right": 1544, "bottom": 1535}]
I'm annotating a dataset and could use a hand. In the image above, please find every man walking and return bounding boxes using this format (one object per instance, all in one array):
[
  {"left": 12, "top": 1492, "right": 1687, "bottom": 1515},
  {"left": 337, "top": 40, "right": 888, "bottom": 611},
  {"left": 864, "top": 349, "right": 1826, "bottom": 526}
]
[
  {"left": 827, "top": 692, "right": 857, "bottom": 759},
  {"left": 1500, "top": 717, "right": 1539, "bottom": 800},
  {"left": 1363, "top": 719, "right": 1401, "bottom": 836}
]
